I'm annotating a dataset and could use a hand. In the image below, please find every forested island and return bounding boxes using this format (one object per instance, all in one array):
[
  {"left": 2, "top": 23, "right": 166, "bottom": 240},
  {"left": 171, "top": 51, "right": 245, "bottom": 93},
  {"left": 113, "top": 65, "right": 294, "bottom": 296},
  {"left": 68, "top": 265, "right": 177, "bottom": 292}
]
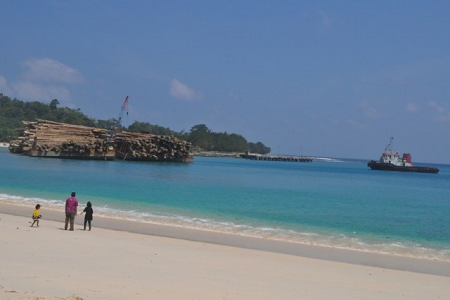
[{"left": 0, "top": 94, "right": 270, "bottom": 154}]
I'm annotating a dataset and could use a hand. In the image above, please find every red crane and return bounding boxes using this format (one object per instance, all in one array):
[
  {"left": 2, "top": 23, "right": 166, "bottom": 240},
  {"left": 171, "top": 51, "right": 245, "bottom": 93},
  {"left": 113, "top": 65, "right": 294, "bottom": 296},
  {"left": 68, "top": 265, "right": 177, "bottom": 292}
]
[{"left": 108, "top": 96, "right": 129, "bottom": 142}]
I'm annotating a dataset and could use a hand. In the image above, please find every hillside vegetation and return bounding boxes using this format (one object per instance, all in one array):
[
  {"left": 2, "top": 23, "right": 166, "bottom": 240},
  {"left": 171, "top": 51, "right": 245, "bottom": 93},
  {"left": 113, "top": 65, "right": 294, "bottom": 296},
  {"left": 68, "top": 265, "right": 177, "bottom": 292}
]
[{"left": 0, "top": 94, "right": 270, "bottom": 154}]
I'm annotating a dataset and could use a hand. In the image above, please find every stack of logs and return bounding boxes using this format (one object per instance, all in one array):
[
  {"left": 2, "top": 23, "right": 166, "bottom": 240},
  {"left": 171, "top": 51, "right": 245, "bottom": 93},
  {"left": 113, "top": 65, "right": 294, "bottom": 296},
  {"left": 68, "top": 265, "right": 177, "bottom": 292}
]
[
  {"left": 8, "top": 119, "right": 193, "bottom": 162},
  {"left": 8, "top": 119, "right": 111, "bottom": 155},
  {"left": 114, "top": 131, "right": 193, "bottom": 162}
]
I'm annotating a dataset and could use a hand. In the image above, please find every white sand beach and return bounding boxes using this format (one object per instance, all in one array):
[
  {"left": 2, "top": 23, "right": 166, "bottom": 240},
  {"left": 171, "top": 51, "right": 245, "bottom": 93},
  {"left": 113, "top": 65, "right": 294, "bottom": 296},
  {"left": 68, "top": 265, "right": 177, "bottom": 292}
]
[{"left": 1, "top": 202, "right": 449, "bottom": 300}]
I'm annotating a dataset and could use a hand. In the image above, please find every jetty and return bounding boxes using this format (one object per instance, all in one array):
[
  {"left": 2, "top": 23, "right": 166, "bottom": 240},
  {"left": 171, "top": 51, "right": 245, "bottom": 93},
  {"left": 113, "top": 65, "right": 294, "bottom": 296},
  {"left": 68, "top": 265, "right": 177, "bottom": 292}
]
[{"left": 240, "top": 152, "right": 313, "bottom": 162}]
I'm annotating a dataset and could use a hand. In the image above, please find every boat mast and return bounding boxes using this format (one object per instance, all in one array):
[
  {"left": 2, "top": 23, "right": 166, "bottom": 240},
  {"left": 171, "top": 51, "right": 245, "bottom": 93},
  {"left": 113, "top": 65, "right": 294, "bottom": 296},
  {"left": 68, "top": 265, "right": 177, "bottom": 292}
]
[{"left": 385, "top": 136, "right": 394, "bottom": 152}]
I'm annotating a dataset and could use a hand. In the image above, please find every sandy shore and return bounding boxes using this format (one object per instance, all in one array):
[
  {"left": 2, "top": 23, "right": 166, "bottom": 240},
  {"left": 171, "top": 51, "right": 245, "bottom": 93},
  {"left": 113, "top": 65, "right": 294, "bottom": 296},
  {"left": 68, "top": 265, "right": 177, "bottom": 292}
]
[{"left": 1, "top": 203, "right": 449, "bottom": 299}]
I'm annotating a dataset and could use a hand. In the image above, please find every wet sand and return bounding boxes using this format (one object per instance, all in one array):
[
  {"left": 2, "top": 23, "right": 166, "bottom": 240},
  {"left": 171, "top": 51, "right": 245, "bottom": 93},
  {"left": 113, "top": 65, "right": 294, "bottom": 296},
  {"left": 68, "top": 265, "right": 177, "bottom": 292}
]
[{"left": 1, "top": 202, "right": 449, "bottom": 299}]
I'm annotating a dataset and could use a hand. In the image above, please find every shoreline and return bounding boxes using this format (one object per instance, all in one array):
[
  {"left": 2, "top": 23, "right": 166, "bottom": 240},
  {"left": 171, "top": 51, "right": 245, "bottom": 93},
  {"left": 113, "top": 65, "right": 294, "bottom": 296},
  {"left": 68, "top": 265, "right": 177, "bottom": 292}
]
[
  {"left": 1, "top": 203, "right": 450, "bottom": 299},
  {"left": 1, "top": 196, "right": 449, "bottom": 263},
  {"left": 1, "top": 202, "right": 449, "bottom": 277}
]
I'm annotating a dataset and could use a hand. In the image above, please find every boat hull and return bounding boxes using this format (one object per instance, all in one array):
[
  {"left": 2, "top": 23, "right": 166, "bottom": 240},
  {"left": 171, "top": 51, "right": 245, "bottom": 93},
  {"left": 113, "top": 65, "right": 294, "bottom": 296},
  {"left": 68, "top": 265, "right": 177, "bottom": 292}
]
[
  {"left": 28, "top": 149, "right": 115, "bottom": 161},
  {"left": 115, "top": 150, "right": 194, "bottom": 162},
  {"left": 367, "top": 160, "right": 439, "bottom": 174}
]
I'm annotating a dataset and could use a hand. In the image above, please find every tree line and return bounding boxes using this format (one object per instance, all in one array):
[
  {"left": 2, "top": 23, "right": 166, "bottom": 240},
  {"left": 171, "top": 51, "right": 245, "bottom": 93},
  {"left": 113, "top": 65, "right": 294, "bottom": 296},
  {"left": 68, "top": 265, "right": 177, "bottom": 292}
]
[{"left": 0, "top": 94, "right": 271, "bottom": 154}]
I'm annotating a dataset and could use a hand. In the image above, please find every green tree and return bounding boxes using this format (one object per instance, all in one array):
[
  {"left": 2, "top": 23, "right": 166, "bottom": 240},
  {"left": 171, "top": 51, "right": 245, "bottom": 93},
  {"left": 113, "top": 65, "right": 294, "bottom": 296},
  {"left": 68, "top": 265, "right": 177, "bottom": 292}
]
[
  {"left": 188, "top": 124, "right": 213, "bottom": 150},
  {"left": 128, "top": 121, "right": 174, "bottom": 136},
  {"left": 0, "top": 93, "right": 272, "bottom": 152},
  {"left": 190, "top": 124, "right": 211, "bottom": 134},
  {"left": 49, "top": 99, "right": 60, "bottom": 109},
  {"left": 0, "top": 94, "right": 96, "bottom": 141},
  {"left": 248, "top": 142, "right": 271, "bottom": 154}
]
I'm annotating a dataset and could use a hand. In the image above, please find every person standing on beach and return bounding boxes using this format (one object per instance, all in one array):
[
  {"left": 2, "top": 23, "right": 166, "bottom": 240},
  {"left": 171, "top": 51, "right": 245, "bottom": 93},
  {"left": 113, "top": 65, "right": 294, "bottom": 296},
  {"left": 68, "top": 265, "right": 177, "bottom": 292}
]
[
  {"left": 81, "top": 201, "right": 93, "bottom": 231},
  {"left": 31, "top": 204, "right": 41, "bottom": 227},
  {"left": 65, "top": 192, "right": 78, "bottom": 231}
]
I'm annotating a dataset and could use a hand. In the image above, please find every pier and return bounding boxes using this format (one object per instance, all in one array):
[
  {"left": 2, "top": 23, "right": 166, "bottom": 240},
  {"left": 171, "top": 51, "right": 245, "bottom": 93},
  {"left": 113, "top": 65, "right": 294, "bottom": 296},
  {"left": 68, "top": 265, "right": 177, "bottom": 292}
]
[{"left": 240, "top": 152, "right": 313, "bottom": 162}]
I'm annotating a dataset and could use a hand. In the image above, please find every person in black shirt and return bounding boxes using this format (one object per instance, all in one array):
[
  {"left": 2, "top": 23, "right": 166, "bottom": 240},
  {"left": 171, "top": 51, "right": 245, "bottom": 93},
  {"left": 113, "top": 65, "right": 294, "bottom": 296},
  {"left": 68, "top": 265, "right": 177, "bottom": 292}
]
[{"left": 81, "top": 201, "right": 94, "bottom": 231}]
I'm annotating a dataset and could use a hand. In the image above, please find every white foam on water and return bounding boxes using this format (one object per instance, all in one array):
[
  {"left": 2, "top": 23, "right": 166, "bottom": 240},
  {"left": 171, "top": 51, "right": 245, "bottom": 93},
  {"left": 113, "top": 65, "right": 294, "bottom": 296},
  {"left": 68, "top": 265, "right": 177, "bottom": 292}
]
[{"left": 2, "top": 194, "right": 449, "bottom": 262}]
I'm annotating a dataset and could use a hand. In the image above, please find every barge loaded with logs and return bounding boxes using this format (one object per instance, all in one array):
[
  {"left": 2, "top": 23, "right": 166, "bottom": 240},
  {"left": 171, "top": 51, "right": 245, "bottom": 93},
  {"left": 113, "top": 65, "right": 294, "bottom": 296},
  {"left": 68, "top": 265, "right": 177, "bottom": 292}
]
[
  {"left": 114, "top": 131, "right": 193, "bottom": 162},
  {"left": 367, "top": 137, "right": 439, "bottom": 174},
  {"left": 9, "top": 120, "right": 115, "bottom": 160},
  {"left": 8, "top": 119, "right": 193, "bottom": 162}
]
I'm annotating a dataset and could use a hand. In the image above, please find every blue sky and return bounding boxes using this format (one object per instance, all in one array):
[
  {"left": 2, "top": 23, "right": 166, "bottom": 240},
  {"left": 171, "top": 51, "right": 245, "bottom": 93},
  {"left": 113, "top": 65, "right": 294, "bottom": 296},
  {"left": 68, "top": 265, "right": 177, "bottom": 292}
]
[{"left": 1, "top": 1, "right": 449, "bottom": 163}]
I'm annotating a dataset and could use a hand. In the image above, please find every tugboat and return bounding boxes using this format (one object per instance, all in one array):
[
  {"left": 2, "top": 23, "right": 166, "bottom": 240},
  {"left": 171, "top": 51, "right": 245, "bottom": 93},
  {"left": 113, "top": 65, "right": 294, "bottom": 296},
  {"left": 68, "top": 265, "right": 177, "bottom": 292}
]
[{"left": 367, "top": 137, "right": 439, "bottom": 174}]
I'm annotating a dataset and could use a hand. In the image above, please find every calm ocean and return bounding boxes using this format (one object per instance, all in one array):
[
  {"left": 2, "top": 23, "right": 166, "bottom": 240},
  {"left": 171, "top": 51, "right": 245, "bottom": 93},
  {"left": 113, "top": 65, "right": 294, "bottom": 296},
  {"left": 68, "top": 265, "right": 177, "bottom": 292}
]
[{"left": 1, "top": 147, "right": 449, "bottom": 261}]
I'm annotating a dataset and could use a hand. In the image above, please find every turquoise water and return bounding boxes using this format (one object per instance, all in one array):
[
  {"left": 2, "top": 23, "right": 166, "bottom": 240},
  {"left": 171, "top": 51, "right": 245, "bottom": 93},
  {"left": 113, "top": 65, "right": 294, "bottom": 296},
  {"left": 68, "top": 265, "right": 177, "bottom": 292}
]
[{"left": 1, "top": 147, "right": 449, "bottom": 261}]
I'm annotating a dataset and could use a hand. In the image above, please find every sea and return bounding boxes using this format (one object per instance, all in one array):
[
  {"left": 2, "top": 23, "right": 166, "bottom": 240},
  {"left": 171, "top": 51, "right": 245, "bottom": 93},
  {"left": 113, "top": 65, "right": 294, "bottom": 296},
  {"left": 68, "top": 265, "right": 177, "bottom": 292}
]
[{"left": 1, "top": 146, "right": 449, "bottom": 261}]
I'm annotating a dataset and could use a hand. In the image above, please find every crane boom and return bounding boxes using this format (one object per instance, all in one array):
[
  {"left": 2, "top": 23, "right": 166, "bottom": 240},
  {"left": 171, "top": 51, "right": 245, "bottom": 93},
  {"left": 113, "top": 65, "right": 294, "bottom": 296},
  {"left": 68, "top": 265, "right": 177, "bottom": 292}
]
[
  {"left": 117, "top": 96, "right": 129, "bottom": 127},
  {"left": 108, "top": 96, "right": 129, "bottom": 142}
]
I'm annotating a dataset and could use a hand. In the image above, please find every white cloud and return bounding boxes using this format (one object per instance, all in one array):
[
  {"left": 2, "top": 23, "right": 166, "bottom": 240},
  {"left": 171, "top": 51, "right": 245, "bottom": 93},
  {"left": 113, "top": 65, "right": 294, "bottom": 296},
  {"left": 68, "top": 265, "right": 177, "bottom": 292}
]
[
  {"left": 429, "top": 101, "right": 445, "bottom": 113},
  {"left": 1, "top": 58, "right": 83, "bottom": 103},
  {"left": 429, "top": 101, "right": 450, "bottom": 122},
  {"left": 359, "top": 100, "right": 378, "bottom": 119},
  {"left": 406, "top": 102, "right": 419, "bottom": 113},
  {"left": 170, "top": 79, "right": 202, "bottom": 101},
  {"left": 319, "top": 11, "right": 333, "bottom": 27},
  {"left": 21, "top": 58, "right": 83, "bottom": 83},
  {"left": 346, "top": 119, "right": 365, "bottom": 129},
  {"left": 0, "top": 75, "right": 13, "bottom": 95},
  {"left": 11, "top": 81, "right": 70, "bottom": 102},
  {"left": 366, "top": 56, "right": 450, "bottom": 87}
]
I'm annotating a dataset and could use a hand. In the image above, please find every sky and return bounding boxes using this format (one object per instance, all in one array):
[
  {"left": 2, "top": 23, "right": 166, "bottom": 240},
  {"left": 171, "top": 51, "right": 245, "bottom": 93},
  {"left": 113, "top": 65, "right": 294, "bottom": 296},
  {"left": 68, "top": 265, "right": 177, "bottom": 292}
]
[{"left": 1, "top": 1, "right": 449, "bottom": 163}]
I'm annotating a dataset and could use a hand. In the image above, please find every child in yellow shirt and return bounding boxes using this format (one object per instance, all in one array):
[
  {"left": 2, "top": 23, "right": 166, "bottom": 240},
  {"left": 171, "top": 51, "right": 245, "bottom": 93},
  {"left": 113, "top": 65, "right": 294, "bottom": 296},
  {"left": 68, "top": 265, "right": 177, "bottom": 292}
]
[{"left": 31, "top": 204, "right": 41, "bottom": 227}]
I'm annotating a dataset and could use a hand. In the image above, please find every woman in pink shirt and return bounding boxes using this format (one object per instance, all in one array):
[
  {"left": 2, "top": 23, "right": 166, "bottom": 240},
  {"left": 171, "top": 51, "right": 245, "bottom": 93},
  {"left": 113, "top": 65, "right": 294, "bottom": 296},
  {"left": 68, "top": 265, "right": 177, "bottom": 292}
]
[{"left": 65, "top": 192, "right": 78, "bottom": 231}]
